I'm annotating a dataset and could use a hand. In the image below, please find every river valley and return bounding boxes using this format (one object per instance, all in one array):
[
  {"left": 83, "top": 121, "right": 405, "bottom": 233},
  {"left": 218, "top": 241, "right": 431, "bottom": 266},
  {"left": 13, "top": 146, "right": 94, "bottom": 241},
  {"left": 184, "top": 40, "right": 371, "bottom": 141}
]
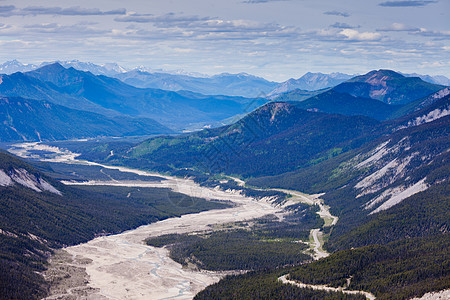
[{"left": 8, "top": 142, "right": 338, "bottom": 300}]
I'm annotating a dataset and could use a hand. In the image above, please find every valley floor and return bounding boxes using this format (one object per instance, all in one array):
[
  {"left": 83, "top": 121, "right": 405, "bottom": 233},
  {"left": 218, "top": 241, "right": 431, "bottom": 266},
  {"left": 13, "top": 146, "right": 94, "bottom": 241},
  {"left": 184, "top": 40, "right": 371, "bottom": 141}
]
[
  {"left": 44, "top": 177, "right": 282, "bottom": 299},
  {"left": 7, "top": 143, "right": 280, "bottom": 299}
]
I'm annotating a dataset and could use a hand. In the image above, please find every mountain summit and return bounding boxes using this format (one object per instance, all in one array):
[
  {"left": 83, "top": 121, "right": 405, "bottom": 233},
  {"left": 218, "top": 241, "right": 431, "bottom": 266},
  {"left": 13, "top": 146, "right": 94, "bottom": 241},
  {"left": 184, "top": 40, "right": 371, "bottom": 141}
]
[
  {"left": 334, "top": 69, "right": 445, "bottom": 105},
  {"left": 268, "top": 72, "right": 353, "bottom": 96}
]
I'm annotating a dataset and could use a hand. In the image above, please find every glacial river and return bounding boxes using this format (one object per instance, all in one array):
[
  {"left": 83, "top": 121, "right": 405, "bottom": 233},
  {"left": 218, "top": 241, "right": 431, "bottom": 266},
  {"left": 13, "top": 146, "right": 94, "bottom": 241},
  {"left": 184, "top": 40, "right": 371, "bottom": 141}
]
[{"left": 9, "top": 142, "right": 284, "bottom": 299}]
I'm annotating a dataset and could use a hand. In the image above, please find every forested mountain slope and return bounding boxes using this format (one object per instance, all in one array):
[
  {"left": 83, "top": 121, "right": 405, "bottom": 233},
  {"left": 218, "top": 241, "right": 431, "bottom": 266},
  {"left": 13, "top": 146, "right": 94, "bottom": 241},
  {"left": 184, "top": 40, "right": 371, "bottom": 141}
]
[
  {"left": 99, "top": 102, "right": 380, "bottom": 177},
  {"left": 193, "top": 96, "right": 450, "bottom": 300},
  {"left": 250, "top": 94, "right": 450, "bottom": 251},
  {"left": 292, "top": 90, "right": 401, "bottom": 120},
  {"left": 0, "top": 96, "right": 172, "bottom": 142},
  {"left": 0, "top": 63, "right": 268, "bottom": 130}
]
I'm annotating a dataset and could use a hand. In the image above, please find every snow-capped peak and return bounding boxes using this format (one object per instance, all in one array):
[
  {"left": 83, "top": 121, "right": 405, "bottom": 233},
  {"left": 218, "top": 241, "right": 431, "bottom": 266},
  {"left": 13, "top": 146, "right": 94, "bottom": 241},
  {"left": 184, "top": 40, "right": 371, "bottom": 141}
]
[{"left": 0, "top": 60, "right": 38, "bottom": 74}]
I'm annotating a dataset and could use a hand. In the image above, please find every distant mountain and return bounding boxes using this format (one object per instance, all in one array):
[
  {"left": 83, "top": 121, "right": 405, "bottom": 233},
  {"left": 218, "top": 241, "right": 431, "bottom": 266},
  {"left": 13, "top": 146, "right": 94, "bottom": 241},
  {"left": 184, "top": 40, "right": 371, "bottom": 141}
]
[
  {"left": 113, "top": 70, "right": 278, "bottom": 97},
  {"left": 0, "top": 60, "right": 38, "bottom": 74},
  {"left": 268, "top": 72, "right": 354, "bottom": 96},
  {"left": 334, "top": 69, "right": 444, "bottom": 105},
  {"left": 268, "top": 71, "right": 449, "bottom": 97},
  {"left": 0, "top": 96, "right": 172, "bottom": 142},
  {"left": 402, "top": 72, "right": 450, "bottom": 86},
  {"left": 273, "top": 70, "right": 446, "bottom": 121},
  {"left": 0, "top": 60, "right": 127, "bottom": 77},
  {"left": 1, "top": 60, "right": 278, "bottom": 97},
  {"left": 4, "top": 60, "right": 449, "bottom": 99},
  {"left": 0, "top": 68, "right": 115, "bottom": 115},
  {"left": 52, "top": 60, "right": 128, "bottom": 77},
  {"left": 0, "top": 63, "right": 269, "bottom": 131}
]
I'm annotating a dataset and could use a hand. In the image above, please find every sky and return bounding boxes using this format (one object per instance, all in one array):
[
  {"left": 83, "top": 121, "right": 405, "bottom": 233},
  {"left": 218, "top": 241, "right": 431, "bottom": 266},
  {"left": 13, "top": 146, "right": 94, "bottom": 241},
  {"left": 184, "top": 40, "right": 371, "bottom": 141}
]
[{"left": 0, "top": 0, "right": 448, "bottom": 81}]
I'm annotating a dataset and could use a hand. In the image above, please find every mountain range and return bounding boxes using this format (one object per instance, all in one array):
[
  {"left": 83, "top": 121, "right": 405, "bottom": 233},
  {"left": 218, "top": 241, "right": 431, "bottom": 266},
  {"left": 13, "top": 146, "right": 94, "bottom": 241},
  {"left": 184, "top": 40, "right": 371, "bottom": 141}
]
[
  {"left": 0, "top": 60, "right": 126, "bottom": 77},
  {"left": 2, "top": 60, "right": 449, "bottom": 97},
  {"left": 0, "top": 60, "right": 278, "bottom": 97},
  {"left": 0, "top": 63, "right": 270, "bottom": 139},
  {"left": 93, "top": 69, "right": 446, "bottom": 174},
  {"left": 0, "top": 65, "right": 445, "bottom": 143},
  {"left": 278, "top": 70, "right": 445, "bottom": 121},
  {"left": 267, "top": 72, "right": 354, "bottom": 96},
  {"left": 106, "top": 102, "right": 379, "bottom": 177},
  {"left": 113, "top": 70, "right": 279, "bottom": 98},
  {"left": 334, "top": 69, "right": 444, "bottom": 105}
]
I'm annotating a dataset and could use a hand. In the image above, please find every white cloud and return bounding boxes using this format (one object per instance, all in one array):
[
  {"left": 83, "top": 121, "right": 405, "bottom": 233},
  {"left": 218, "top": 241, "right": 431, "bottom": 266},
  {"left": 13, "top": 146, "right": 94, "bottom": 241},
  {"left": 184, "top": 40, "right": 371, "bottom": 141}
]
[
  {"left": 413, "top": 28, "right": 450, "bottom": 39},
  {"left": 379, "top": 1, "right": 438, "bottom": 7},
  {"left": 324, "top": 10, "right": 350, "bottom": 17},
  {"left": 21, "top": 6, "right": 126, "bottom": 16},
  {"left": 242, "top": 0, "right": 293, "bottom": 3},
  {"left": 377, "top": 23, "right": 420, "bottom": 31},
  {"left": 0, "top": 5, "right": 126, "bottom": 17},
  {"left": 307, "top": 28, "right": 382, "bottom": 42},
  {"left": 340, "top": 29, "right": 382, "bottom": 41},
  {"left": 331, "top": 22, "right": 360, "bottom": 29}
]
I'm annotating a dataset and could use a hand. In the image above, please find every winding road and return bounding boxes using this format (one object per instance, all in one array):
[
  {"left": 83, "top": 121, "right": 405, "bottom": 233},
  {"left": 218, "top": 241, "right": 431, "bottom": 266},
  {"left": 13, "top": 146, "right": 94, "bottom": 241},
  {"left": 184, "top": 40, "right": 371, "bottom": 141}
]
[
  {"left": 229, "top": 177, "right": 378, "bottom": 299},
  {"left": 278, "top": 275, "right": 376, "bottom": 300},
  {"left": 226, "top": 176, "right": 338, "bottom": 259}
]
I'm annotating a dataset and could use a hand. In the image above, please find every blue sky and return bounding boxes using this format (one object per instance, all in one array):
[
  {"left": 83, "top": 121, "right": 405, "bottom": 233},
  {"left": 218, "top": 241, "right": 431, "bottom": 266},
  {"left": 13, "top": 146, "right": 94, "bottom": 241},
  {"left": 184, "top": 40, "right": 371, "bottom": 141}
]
[{"left": 0, "top": 0, "right": 448, "bottom": 80}]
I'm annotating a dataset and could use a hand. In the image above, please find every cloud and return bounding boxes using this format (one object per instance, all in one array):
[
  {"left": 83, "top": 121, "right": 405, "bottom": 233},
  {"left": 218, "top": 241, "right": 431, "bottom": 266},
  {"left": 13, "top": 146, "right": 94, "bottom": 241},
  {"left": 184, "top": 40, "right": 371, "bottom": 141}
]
[
  {"left": 0, "top": 5, "right": 15, "bottom": 15},
  {"left": 242, "top": 0, "right": 287, "bottom": 3},
  {"left": 310, "top": 28, "right": 382, "bottom": 42},
  {"left": 114, "top": 12, "right": 298, "bottom": 41},
  {"left": 0, "top": 5, "right": 126, "bottom": 17},
  {"left": 324, "top": 10, "right": 350, "bottom": 17},
  {"left": 331, "top": 22, "right": 359, "bottom": 29},
  {"left": 377, "top": 23, "right": 420, "bottom": 31},
  {"left": 21, "top": 6, "right": 126, "bottom": 16},
  {"left": 21, "top": 22, "right": 109, "bottom": 36},
  {"left": 376, "top": 23, "right": 450, "bottom": 40},
  {"left": 339, "top": 29, "right": 382, "bottom": 41},
  {"left": 0, "top": 23, "right": 11, "bottom": 30},
  {"left": 379, "top": 1, "right": 438, "bottom": 7},
  {"left": 115, "top": 13, "right": 211, "bottom": 25},
  {"left": 412, "top": 28, "right": 450, "bottom": 39}
]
